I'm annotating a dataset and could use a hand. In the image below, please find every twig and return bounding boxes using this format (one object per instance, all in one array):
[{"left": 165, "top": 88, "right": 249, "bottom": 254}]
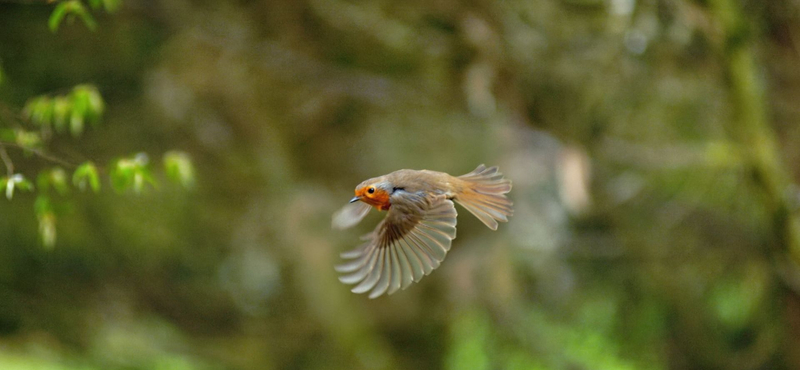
[
  {"left": 0, "top": 140, "right": 76, "bottom": 169},
  {"left": 0, "top": 143, "right": 13, "bottom": 175}
]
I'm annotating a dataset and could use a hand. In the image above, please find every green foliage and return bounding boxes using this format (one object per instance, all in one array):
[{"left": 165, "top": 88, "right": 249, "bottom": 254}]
[
  {"left": 163, "top": 151, "right": 195, "bottom": 188},
  {"left": 1, "top": 174, "right": 34, "bottom": 200},
  {"left": 38, "top": 167, "right": 70, "bottom": 195},
  {"left": 3, "top": 0, "right": 800, "bottom": 369},
  {"left": 3, "top": 73, "right": 193, "bottom": 250},
  {"left": 47, "top": 0, "right": 122, "bottom": 32},
  {"left": 110, "top": 153, "right": 157, "bottom": 193},
  {"left": 72, "top": 162, "right": 100, "bottom": 193},
  {"left": 49, "top": 1, "right": 97, "bottom": 32},
  {"left": 48, "top": 0, "right": 122, "bottom": 32},
  {"left": 7, "top": 129, "right": 43, "bottom": 150},
  {"left": 22, "top": 85, "right": 104, "bottom": 137},
  {"left": 35, "top": 195, "right": 57, "bottom": 248}
]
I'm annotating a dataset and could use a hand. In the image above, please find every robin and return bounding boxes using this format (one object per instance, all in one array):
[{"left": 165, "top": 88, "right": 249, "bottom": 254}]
[{"left": 332, "top": 164, "right": 513, "bottom": 298}]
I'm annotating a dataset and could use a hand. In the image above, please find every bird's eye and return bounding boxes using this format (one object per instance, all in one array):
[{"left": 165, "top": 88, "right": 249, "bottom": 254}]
[{"left": 367, "top": 187, "right": 375, "bottom": 194}]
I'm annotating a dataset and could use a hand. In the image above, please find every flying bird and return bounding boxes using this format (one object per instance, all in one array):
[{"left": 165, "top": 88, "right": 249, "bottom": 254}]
[{"left": 332, "top": 164, "right": 513, "bottom": 298}]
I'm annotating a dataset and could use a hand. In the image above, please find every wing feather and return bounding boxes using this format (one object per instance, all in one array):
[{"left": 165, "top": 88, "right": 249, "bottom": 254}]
[
  {"left": 332, "top": 202, "right": 372, "bottom": 230},
  {"left": 335, "top": 193, "right": 458, "bottom": 298}
]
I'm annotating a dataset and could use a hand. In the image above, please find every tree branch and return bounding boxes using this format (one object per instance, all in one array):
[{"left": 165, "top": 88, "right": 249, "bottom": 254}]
[
  {"left": 0, "top": 140, "right": 76, "bottom": 169},
  {"left": 0, "top": 143, "right": 13, "bottom": 175}
]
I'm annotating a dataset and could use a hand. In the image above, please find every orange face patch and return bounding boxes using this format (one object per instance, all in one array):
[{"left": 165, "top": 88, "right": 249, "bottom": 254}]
[{"left": 356, "top": 185, "right": 391, "bottom": 211}]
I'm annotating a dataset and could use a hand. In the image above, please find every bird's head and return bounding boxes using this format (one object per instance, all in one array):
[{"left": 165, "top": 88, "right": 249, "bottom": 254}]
[{"left": 351, "top": 178, "right": 391, "bottom": 210}]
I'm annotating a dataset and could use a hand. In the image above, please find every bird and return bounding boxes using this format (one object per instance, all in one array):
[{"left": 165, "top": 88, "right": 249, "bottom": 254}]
[{"left": 331, "top": 164, "right": 513, "bottom": 298}]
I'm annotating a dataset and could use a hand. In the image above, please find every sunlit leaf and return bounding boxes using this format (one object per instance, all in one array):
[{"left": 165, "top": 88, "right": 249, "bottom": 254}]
[
  {"left": 48, "top": 2, "right": 70, "bottom": 32},
  {"left": 23, "top": 96, "right": 54, "bottom": 127},
  {"left": 110, "top": 153, "right": 156, "bottom": 193},
  {"left": 83, "top": 85, "right": 105, "bottom": 124},
  {"left": 2, "top": 174, "right": 34, "bottom": 200},
  {"left": 73, "top": 162, "right": 100, "bottom": 192},
  {"left": 48, "top": 1, "right": 97, "bottom": 33},
  {"left": 40, "top": 167, "right": 70, "bottom": 195},
  {"left": 39, "top": 212, "right": 57, "bottom": 248},
  {"left": 72, "top": 2, "right": 98, "bottom": 31},
  {"left": 70, "top": 89, "right": 88, "bottom": 136},
  {"left": 50, "top": 167, "right": 69, "bottom": 195},
  {"left": 14, "top": 129, "right": 43, "bottom": 150},
  {"left": 163, "top": 151, "right": 195, "bottom": 188},
  {"left": 53, "top": 96, "right": 71, "bottom": 133},
  {"left": 71, "top": 85, "right": 104, "bottom": 126},
  {"left": 35, "top": 195, "right": 57, "bottom": 249}
]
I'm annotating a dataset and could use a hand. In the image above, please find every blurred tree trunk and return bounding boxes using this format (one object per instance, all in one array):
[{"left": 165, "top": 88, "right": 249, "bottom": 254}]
[
  {"left": 709, "top": 0, "right": 800, "bottom": 280},
  {"left": 709, "top": 0, "right": 800, "bottom": 366}
]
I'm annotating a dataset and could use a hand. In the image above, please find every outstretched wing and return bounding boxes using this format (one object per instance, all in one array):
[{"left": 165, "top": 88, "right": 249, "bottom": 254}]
[
  {"left": 332, "top": 201, "right": 372, "bottom": 230},
  {"left": 335, "top": 193, "right": 458, "bottom": 298}
]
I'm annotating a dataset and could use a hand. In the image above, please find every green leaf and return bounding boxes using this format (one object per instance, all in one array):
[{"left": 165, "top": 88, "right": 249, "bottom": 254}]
[
  {"left": 69, "top": 90, "right": 87, "bottom": 136},
  {"left": 72, "top": 2, "right": 98, "bottom": 31},
  {"left": 40, "top": 167, "right": 70, "bottom": 195},
  {"left": 23, "top": 96, "right": 54, "bottom": 127},
  {"left": 35, "top": 195, "right": 57, "bottom": 249},
  {"left": 163, "top": 151, "right": 195, "bottom": 188},
  {"left": 73, "top": 162, "right": 100, "bottom": 192},
  {"left": 110, "top": 153, "right": 156, "bottom": 193},
  {"left": 50, "top": 167, "right": 70, "bottom": 195},
  {"left": 48, "top": 1, "right": 97, "bottom": 33},
  {"left": 2, "top": 174, "right": 34, "bottom": 200},
  {"left": 53, "top": 96, "right": 71, "bottom": 133},
  {"left": 73, "top": 85, "right": 104, "bottom": 126},
  {"left": 14, "top": 129, "right": 43, "bottom": 150},
  {"left": 0, "top": 60, "right": 4, "bottom": 86},
  {"left": 48, "top": 2, "right": 70, "bottom": 32}
]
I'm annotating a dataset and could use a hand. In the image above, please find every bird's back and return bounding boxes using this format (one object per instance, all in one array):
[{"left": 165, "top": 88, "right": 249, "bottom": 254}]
[{"left": 385, "top": 169, "right": 459, "bottom": 195}]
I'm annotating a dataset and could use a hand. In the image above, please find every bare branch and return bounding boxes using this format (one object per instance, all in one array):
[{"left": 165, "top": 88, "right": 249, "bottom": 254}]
[
  {"left": 0, "top": 143, "right": 13, "bottom": 175},
  {"left": 0, "top": 140, "right": 76, "bottom": 169}
]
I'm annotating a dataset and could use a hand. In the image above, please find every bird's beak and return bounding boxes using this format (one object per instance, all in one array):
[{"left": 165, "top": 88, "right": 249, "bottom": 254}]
[{"left": 349, "top": 196, "right": 361, "bottom": 203}]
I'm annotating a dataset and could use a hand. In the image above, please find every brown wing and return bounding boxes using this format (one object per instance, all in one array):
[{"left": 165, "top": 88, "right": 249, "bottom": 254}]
[{"left": 335, "top": 193, "right": 458, "bottom": 298}]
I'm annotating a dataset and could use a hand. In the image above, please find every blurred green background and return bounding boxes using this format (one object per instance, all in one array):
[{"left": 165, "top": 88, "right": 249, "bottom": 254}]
[{"left": 2, "top": 0, "right": 800, "bottom": 369}]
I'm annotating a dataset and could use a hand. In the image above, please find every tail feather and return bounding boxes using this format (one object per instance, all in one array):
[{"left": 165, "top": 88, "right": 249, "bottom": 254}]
[{"left": 454, "top": 164, "right": 513, "bottom": 230}]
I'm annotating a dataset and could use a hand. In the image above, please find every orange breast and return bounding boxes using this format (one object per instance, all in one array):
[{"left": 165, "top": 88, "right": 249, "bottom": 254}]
[{"left": 356, "top": 187, "right": 391, "bottom": 211}]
